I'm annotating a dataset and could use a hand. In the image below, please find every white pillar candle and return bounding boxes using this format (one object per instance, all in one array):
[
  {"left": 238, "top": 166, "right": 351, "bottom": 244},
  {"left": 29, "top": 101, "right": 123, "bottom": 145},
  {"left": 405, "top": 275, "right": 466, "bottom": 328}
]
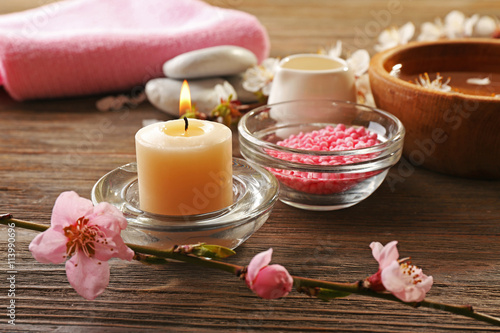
[{"left": 135, "top": 118, "right": 233, "bottom": 216}]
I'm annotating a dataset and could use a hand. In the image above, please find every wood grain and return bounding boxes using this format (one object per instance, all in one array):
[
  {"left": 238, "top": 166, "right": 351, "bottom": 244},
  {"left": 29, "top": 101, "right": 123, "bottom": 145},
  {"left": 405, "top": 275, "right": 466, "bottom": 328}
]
[{"left": 1, "top": 1, "right": 500, "bottom": 332}]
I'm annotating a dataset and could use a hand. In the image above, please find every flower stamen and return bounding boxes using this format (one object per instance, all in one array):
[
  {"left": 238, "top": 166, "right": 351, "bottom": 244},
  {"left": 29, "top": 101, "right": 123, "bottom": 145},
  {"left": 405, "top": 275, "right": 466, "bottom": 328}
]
[
  {"left": 63, "top": 216, "right": 107, "bottom": 258},
  {"left": 414, "top": 72, "right": 452, "bottom": 92},
  {"left": 400, "top": 262, "right": 425, "bottom": 285}
]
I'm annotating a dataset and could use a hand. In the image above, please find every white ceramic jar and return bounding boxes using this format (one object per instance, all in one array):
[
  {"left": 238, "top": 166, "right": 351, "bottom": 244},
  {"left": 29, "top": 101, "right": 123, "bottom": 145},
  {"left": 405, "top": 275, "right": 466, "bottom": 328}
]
[{"left": 268, "top": 53, "right": 356, "bottom": 104}]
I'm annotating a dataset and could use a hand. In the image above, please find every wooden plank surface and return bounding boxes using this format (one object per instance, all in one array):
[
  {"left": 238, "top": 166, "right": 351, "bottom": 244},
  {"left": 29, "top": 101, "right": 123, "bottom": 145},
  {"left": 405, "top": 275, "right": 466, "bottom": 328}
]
[{"left": 1, "top": 1, "right": 500, "bottom": 332}]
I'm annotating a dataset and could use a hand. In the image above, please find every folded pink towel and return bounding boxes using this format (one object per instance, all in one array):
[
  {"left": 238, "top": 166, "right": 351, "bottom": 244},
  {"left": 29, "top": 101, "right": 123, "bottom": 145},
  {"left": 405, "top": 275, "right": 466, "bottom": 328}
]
[{"left": 0, "top": 0, "right": 269, "bottom": 101}]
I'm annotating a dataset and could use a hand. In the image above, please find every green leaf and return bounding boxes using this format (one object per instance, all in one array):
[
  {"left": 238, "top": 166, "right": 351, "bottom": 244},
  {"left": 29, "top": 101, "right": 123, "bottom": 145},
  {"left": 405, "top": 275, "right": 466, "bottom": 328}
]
[
  {"left": 316, "top": 288, "right": 351, "bottom": 302},
  {"left": 190, "top": 244, "right": 236, "bottom": 259}
]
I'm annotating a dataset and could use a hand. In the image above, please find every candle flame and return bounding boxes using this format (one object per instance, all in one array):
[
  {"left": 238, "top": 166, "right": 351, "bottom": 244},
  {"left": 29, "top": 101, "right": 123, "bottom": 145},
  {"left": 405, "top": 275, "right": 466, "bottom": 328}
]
[{"left": 179, "top": 80, "right": 191, "bottom": 117}]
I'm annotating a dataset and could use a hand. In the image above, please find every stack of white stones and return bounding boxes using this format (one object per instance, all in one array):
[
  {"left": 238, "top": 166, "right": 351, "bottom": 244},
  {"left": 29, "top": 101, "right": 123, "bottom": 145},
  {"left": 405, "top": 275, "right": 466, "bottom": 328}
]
[{"left": 145, "top": 45, "right": 259, "bottom": 117}]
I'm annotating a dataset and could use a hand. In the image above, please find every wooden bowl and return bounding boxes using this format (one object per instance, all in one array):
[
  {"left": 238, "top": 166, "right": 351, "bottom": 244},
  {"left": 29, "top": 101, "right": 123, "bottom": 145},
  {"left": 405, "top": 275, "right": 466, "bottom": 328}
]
[{"left": 368, "top": 39, "right": 500, "bottom": 179}]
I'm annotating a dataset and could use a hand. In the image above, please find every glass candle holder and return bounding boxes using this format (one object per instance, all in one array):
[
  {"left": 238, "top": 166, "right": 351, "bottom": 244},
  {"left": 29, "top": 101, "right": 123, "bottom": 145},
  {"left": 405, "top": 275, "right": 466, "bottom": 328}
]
[{"left": 91, "top": 158, "right": 279, "bottom": 249}]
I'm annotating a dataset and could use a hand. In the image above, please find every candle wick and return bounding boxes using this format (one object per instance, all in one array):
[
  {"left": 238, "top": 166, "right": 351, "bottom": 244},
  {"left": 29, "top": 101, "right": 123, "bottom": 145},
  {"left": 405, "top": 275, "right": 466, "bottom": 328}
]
[{"left": 183, "top": 116, "right": 188, "bottom": 132}]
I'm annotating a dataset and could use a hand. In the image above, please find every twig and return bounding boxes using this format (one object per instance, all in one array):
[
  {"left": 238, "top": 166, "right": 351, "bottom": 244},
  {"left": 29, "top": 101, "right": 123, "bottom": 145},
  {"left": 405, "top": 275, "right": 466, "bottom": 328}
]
[{"left": 1, "top": 215, "right": 499, "bottom": 327}]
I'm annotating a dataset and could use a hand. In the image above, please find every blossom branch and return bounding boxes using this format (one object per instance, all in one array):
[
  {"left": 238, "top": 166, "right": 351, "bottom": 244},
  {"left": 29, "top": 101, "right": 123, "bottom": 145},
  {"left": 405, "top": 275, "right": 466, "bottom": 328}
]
[
  {"left": 1, "top": 214, "right": 49, "bottom": 232},
  {"left": 130, "top": 243, "right": 242, "bottom": 275},
  {"left": 0, "top": 215, "right": 241, "bottom": 275},
  {"left": 293, "top": 276, "right": 500, "bottom": 326},
  {"left": 1, "top": 215, "right": 499, "bottom": 327}
]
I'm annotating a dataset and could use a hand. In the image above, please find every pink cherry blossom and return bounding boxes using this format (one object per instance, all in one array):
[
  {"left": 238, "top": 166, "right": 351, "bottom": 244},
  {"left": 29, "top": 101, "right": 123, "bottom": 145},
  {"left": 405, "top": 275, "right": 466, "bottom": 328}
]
[
  {"left": 368, "top": 241, "right": 433, "bottom": 302},
  {"left": 29, "top": 191, "right": 134, "bottom": 300},
  {"left": 381, "top": 260, "right": 433, "bottom": 303},
  {"left": 246, "top": 248, "right": 293, "bottom": 299}
]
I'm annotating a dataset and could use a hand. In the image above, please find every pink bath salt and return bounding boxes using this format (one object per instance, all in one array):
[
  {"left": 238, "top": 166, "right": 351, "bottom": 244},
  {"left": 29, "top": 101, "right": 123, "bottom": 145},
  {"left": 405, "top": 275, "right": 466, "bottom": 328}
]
[{"left": 267, "top": 124, "right": 381, "bottom": 195}]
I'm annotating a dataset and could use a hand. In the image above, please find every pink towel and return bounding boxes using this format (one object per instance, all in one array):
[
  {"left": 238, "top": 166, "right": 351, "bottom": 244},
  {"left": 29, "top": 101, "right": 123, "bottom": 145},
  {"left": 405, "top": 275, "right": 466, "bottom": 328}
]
[{"left": 0, "top": 0, "right": 269, "bottom": 101}]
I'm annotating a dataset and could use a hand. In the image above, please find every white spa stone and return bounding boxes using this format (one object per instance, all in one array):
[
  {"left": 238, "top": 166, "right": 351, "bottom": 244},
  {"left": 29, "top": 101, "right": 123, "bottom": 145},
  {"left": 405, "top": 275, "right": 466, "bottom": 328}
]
[
  {"left": 145, "top": 77, "right": 234, "bottom": 116},
  {"left": 163, "top": 45, "right": 258, "bottom": 79}
]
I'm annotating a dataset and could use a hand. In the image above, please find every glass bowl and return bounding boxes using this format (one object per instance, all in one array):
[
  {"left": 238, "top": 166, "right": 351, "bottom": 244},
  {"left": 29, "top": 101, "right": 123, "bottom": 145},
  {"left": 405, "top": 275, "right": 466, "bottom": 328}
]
[
  {"left": 238, "top": 100, "right": 405, "bottom": 211},
  {"left": 91, "top": 158, "right": 279, "bottom": 250}
]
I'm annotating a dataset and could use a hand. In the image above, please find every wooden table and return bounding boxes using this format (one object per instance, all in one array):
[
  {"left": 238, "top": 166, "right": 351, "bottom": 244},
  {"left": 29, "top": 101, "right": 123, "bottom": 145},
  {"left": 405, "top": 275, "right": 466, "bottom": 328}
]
[{"left": 1, "top": 1, "right": 499, "bottom": 332}]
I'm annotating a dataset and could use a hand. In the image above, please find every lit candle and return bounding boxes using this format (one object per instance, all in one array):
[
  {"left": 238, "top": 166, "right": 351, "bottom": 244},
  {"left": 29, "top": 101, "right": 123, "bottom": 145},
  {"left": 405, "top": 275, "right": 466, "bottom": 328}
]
[{"left": 135, "top": 81, "right": 233, "bottom": 216}]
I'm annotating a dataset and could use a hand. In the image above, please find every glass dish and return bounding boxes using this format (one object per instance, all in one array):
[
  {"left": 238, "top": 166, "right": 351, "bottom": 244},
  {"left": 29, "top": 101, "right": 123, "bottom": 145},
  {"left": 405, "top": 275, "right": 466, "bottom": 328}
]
[
  {"left": 238, "top": 100, "right": 405, "bottom": 211},
  {"left": 91, "top": 158, "right": 279, "bottom": 250}
]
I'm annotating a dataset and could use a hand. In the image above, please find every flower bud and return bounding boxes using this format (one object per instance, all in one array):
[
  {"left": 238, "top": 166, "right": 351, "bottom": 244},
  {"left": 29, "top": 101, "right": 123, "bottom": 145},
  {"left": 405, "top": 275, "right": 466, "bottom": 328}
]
[
  {"left": 245, "top": 248, "right": 293, "bottom": 299},
  {"left": 248, "top": 264, "right": 293, "bottom": 299}
]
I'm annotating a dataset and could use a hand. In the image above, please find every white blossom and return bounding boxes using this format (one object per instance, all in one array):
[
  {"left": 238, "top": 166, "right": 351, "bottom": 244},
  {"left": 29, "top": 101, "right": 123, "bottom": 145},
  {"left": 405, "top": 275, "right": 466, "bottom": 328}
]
[
  {"left": 444, "top": 10, "right": 478, "bottom": 38},
  {"left": 389, "top": 64, "right": 402, "bottom": 78},
  {"left": 374, "top": 22, "right": 415, "bottom": 52},
  {"left": 318, "top": 40, "right": 342, "bottom": 58},
  {"left": 242, "top": 58, "right": 280, "bottom": 96},
  {"left": 214, "top": 81, "right": 237, "bottom": 103},
  {"left": 466, "top": 77, "right": 491, "bottom": 86},
  {"left": 417, "top": 10, "right": 487, "bottom": 41},
  {"left": 474, "top": 16, "right": 498, "bottom": 36},
  {"left": 355, "top": 73, "right": 376, "bottom": 107},
  {"left": 415, "top": 73, "right": 452, "bottom": 93},
  {"left": 320, "top": 41, "right": 370, "bottom": 77},
  {"left": 417, "top": 19, "right": 445, "bottom": 41},
  {"left": 347, "top": 49, "right": 370, "bottom": 77}
]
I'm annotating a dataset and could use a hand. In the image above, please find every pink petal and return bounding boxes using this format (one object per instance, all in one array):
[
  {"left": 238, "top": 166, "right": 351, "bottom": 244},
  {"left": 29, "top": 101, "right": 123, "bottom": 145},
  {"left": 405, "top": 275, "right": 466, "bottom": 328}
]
[
  {"left": 381, "top": 261, "right": 433, "bottom": 303},
  {"left": 380, "top": 260, "right": 409, "bottom": 291},
  {"left": 66, "top": 252, "right": 110, "bottom": 300},
  {"left": 370, "top": 241, "right": 399, "bottom": 269},
  {"left": 391, "top": 284, "right": 428, "bottom": 303},
  {"left": 92, "top": 236, "right": 118, "bottom": 261},
  {"left": 246, "top": 248, "right": 273, "bottom": 286},
  {"left": 113, "top": 241, "right": 135, "bottom": 261},
  {"left": 251, "top": 264, "right": 293, "bottom": 299},
  {"left": 88, "top": 214, "right": 124, "bottom": 235},
  {"left": 418, "top": 274, "right": 434, "bottom": 294},
  {"left": 29, "top": 227, "right": 68, "bottom": 264},
  {"left": 91, "top": 202, "right": 128, "bottom": 230},
  {"left": 51, "top": 191, "right": 93, "bottom": 227},
  {"left": 93, "top": 233, "right": 134, "bottom": 262}
]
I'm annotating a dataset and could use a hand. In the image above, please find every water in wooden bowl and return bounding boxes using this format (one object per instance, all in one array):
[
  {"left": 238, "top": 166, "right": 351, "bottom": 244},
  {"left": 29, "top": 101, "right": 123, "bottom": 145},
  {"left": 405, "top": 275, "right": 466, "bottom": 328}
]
[{"left": 368, "top": 39, "right": 500, "bottom": 179}]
